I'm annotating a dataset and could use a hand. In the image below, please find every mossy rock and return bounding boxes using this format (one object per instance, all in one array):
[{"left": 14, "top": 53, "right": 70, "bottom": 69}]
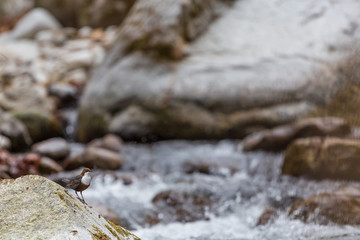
[{"left": 0, "top": 175, "right": 141, "bottom": 240}]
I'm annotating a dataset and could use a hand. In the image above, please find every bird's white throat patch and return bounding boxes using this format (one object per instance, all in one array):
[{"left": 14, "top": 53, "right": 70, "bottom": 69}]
[{"left": 81, "top": 172, "right": 91, "bottom": 186}]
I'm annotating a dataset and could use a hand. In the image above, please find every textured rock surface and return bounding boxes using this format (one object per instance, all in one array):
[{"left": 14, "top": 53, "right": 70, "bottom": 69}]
[
  {"left": 243, "top": 117, "right": 351, "bottom": 152},
  {"left": 78, "top": 0, "right": 360, "bottom": 142},
  {"left": 282, "top": 137, "right": 360, "bottom": 181},
  {"left": 289, "top": 186, "right": 360, "bottom": 225},
  {"left": 0, "top": 175, "right": 140, "bottom": 240}
]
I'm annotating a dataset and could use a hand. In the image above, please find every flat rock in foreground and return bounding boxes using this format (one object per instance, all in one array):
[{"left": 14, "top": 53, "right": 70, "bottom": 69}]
[{"left": 0, "top": 175, "right": 140, "bottom": 240}]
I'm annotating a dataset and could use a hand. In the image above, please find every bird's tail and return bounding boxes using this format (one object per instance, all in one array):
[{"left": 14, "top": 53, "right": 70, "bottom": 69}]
[{"left": 62, "top": 178, "right": 70, "bottom": 186}]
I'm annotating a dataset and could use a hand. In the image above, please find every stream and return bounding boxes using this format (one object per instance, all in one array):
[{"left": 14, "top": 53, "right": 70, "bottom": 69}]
[{"left": 78, "top": 140, "right": 360, "bottom": 240}]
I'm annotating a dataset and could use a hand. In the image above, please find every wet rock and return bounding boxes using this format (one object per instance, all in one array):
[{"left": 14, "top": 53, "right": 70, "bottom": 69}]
[
  {"left": 35, "top": 0, "right": 135, "bottom": 28},
  {"left": 32, "top": 137, "right": 70, "bottom": 161},
  {"left": 182, "top": 161, "right": 237, "bottom": 177},
  {"left": 64, "top": 147, "right": 124, "bottom": 170},
  {"left": 38, "top": 156, "right": 63, "bottom": 174},
  {"left": 5, "top": 8, "right": 61, "bottom": 40},
  {"left": 256, "top": 207, "right": 278, "bottom": 226},
  {"left": 152, "top": 188, "right": 217, "bottom": 223},
  {"left": 0, "top": 175, "right": 141, "bottom": 240},
  {"left": 243, "top": 117, "right": 351, "bottom": 152},
  {"left": 282, "top": 137, "right": 360, "bottom": 181},
  {"left": 91, "top": 204, "right": 122, "bottom": 226},
  {"left": 289, "top": 186, "right": 360, "bottom": 225},
  {"left": 88, "top": 134, "right": 124, "bottom": 152},
  {"left": 0, "top": 110, "right": 32, "bottom": 151}
]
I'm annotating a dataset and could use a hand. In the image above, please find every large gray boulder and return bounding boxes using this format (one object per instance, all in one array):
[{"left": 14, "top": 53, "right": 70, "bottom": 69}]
[
  {"left": 0, "top": 175, "right": 141, "bottom": 240},
  {"left": 77, "top": 0, "right": 360, "bottom": 142}
]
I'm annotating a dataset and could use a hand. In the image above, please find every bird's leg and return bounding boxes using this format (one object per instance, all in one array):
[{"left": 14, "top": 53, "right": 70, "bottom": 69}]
[
  {"left": 80, "top": 191, "right": 87, "bottom": 204},
  {"left": 75, "top": 191, "right": 81, "bottom": 201}
]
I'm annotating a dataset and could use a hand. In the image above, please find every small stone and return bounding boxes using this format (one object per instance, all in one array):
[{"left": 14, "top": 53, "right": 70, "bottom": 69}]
[
  {"left": 91, "top": 204, "right": 122, "bottom": 225},
  {"left": 256, "top": 207, "right": 278, "bottom": 226},
  {"left": 32, "top": 138, "right": 70, "bottom": 161},
  {"left": 0, "top": 135, "right": 11, "bottom": 150},
  {"left": 88, "top": 134, "right": 124, "bottom": 152},
  {"left": 63, "top": 50, "right": 94, "bottom": 70}
]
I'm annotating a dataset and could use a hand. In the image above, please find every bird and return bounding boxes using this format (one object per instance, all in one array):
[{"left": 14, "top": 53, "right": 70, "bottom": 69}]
[{"left": 64, "top": 168, "right": 92, "bottom": 203}]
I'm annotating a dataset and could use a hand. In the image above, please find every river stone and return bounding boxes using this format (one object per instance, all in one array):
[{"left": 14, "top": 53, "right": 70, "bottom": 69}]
[
  {"left": 0, "top": 110, "right": 32, "bottom": 151},
  {"left": 288, "top": 186, "right": 360, "bottom": 225},
  {"left": 32, "top": 137, "right": 70, "bottom": 161},
  {"left": 39, "top": 156, "right": 64, "bottom": 174},
  {"left": 282, "top": 137, "right": 360, "bottom": 181},
  {"left": 243, "top": 117, "right": 351, "bottom": 152},
  {"left": 64, "top": 146, "right": 125, "bottom": 170},
  {"left": 0, "top": 175, "right": 141, "bottom": 240},
  {"left": 6, "top": 8, "right": 61, "bottom": 40},
  {"left": 88, "top": 134, "right": 124, "bottom": 152},
  {"left": 34, "top": 0, "right": 135, "bottom": 28},
  {"left": 78, "top": 0, "right": 360, "bottom": 142}
]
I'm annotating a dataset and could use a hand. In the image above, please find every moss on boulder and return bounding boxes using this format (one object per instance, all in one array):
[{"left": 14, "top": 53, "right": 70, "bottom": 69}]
[{"left": 0, "top": 175, "right": 141, "bottom": 240}]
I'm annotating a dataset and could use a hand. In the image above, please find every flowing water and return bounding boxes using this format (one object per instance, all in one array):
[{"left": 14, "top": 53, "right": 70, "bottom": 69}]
[{"left": 80, "top": 140, "right": 360, "bottom": 240}]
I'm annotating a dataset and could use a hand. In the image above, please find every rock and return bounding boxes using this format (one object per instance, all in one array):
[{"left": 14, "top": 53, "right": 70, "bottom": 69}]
[
  {"left": 32, "top": 137, "right": 70, "bottom": 161},
  {"left": 0, "top": 78, "right": 63, "bottom": 142},
  {"left": 35, "top": 29, "right": 67, "bottom": 45},
  {"left": 0, "top": 175, "right": 141, "bottom": 240},
  {"left": 63, "top": 50, "right": 95, "bottom": 70},
  {"left": 6, "top": 8, "right": 61, "bottom": 40},
  {"left": 91, "top": 204, "right": 122, "bottom": 226},
  {"left": 288, "top": 186, "right": 360, "bottom": 225},
  {"left": 34, "top": 0, "right": 135, "bottom": 28},
  {"left": 107, "top": 0, "right": 222, "bottom": 60},
  {"left": 39, "top": 156, "right": 63, "bottom": 174},
  {"left": 0, "top": 135, "right": 11, "bottom": 150},
  {"left": 256, "top": 207, "right": 278, "bottom": 226},
  {"left": 48, "top": 83, "right": 78, "bottom": 103},
  {"left": 78, "top": 0, "right": 360, "bottom": 142},
  {"left": 152, "top": 189, "right": 217, "bottom": 223},
  {"left": 182, "top": 161, "right": 238, "bottom": 177},
  {"left": 88, "top": 134, "right": 124, "bottom": 152},
  {"left": 0, "top": 40, "right": 39, "bottom": 61},
  {"left": 62, "top": 68, "right": 88, "bottom": 88},
  {"left": 64, "top": 147, "right": 124, "bottom": 170},
  {"left": 0, "top": 110, "right": 32, "bottom": 151},
  {"left": 282, "top": 137, "right": 360, "bottom": 181},
  {"left": 243, "top": 117, "right": 351, "bottom": 152},
  {"left": 0, "top": 150, "right": 41, "bottom": 178}
]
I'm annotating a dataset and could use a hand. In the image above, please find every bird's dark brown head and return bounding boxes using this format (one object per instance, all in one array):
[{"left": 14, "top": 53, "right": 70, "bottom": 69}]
[{"left": 80, "top": 168, "right": 91, "bottom": 176}]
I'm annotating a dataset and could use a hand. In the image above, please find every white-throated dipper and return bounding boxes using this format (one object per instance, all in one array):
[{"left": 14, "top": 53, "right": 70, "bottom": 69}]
[{"left": 65, "top": 168, "right": 92, "bottom": 203}]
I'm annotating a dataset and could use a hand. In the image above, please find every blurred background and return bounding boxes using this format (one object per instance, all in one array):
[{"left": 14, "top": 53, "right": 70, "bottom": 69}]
[{"left": 2, "top": 0, "right": 360, "bottom": 239}]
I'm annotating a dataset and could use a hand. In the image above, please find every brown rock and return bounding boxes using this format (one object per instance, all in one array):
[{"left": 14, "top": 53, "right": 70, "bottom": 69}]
[
  {"left": 64, "top": 147, "right": 124, "bottom": 170},
  {"left": 289, "top": 186, "right": 360, "bottom": 225},
  {"left": 243, "top": 117, "right": 351, "bottom": 152},
  {"left": 282, "top": 137, "right": 360, "bottom": 181},
  {"left": 32, "top": 138, "right": 70, "bottom": 161},
  {"left": 256, "top": 207, "right": 278, "bottom": 226},
  {"left": 39, "top": 157, "right": 63, "bottom": 174},
  {"left": 88, "top": 134, "right": 123, "bottom": 152},
  {"left": 152, "top": 189, "right": 216, "bottom": 223}
]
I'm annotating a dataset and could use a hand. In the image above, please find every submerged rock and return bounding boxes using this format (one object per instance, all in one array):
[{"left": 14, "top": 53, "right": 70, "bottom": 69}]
[
  {"left": 243, "top": 117, "right": 351, "bottom": 152},
  {"left": 282, "top": 137, "right": 360, "bottom": 181},
  {"left": 0, "top": 175, "right": 140, "bottom": 239},
  {"left": 289, "top": 186, "right": 360, "bottom": 226},
  {"left": 88, "top": 134, "right": 124, "bottom": 152}
]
